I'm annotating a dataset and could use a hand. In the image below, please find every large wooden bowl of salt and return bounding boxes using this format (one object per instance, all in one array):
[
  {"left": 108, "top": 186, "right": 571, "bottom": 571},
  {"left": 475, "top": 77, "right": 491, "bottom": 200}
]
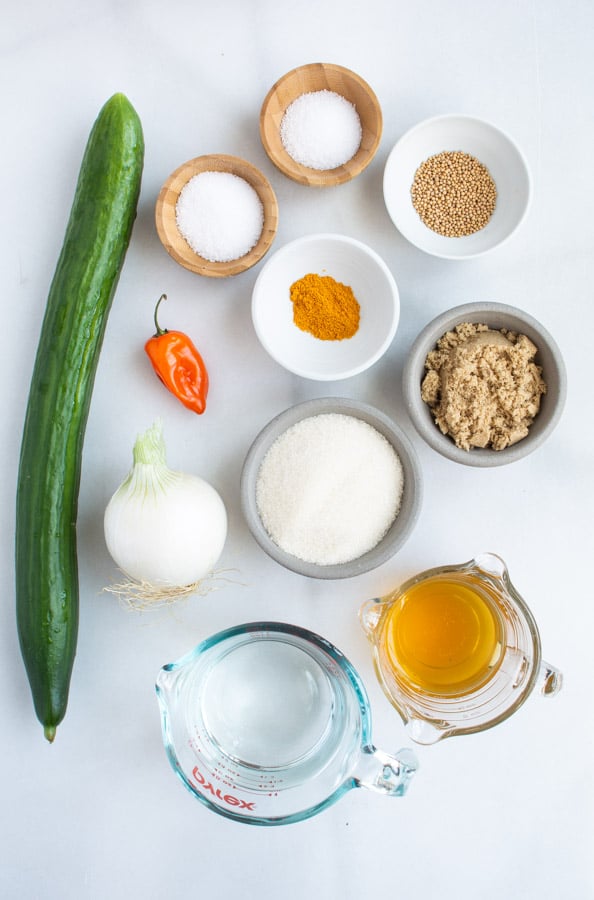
[{"left": 155, "top": 154, "right": 279, "bottom": 277}]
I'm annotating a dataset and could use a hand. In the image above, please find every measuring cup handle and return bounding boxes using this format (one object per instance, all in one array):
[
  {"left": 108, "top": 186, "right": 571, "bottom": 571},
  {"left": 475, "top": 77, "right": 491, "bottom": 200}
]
[
  {"left": 354, "top": 745, "right": 418, "bottom": 797},
  {"left": 538, "top": 660, "right": 563, "bottom": 696}
]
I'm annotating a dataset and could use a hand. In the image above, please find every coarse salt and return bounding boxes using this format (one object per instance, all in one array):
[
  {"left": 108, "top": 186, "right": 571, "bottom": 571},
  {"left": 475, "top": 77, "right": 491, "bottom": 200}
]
[
  {"left": 255, "top": 413, "right": 404, "bottom": 566},
  {"left": 175, "top": 171, "right": 264, "bottom": 263},
  {"left": 280, "top": 90, "right": 362, "bottom": 171}
]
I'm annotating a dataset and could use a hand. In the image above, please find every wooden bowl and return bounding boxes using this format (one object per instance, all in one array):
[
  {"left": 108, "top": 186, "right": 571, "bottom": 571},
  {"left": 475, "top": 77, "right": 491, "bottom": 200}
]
[
  {"left": 155, "top": 154, "right": 279, "bottom": 277},
  {"left": 260, "top": 63, "right": 383, "bottom": 187}
]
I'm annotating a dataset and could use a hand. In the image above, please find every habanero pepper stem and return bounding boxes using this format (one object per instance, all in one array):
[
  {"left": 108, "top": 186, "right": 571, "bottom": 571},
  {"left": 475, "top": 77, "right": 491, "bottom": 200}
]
[{"left": 144, "top": 294, "right": 209, "bottom": 415}]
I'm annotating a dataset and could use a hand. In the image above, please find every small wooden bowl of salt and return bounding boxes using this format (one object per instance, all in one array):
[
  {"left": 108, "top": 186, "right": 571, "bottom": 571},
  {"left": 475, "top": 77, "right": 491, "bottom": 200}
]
[
  {"left": 260, "top": 62, "right": 383, "bottom": 187},
  {"left": 155, "top": 154, "right": 279, "bottom": 277}
]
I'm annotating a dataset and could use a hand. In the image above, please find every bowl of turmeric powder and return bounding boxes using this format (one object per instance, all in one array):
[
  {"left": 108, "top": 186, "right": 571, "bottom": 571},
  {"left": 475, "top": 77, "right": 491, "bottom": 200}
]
[{"left": 251, "top": 233, "right": 400, "bottom": 380}]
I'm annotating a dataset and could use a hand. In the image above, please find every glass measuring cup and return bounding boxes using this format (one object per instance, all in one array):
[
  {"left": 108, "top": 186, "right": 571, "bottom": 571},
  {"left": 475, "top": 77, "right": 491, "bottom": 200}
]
[
  {"left": 360, "top": 553, "right": 562, "bottom": 744},
  {"left": 156, "top": 622, "right": 417, "bottom": 826}
]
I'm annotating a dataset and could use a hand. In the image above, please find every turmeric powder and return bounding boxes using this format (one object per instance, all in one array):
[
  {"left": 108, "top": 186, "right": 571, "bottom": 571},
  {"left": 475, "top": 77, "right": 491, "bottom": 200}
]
[{"left": 290, "top": 273, "right": 360, "bottom": 341}]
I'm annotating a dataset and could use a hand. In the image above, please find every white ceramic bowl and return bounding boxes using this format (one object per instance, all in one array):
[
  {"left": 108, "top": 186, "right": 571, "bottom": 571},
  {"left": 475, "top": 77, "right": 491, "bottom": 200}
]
[
  {"left": 251, "top": 234, "right": 400, "bottom": 380},
  {"left": 402, "top": 302, "right": 567, "bottom": 467},
  {"left": 383, "top": 115, "right": 532, "bottom": 259},
  {"left": 240, "top": 398, "right": 423, "bottom": 579}
]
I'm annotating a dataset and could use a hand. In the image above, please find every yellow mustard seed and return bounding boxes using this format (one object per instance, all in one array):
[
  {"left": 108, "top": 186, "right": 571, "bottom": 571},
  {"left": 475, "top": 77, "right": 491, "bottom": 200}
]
[{"left": 411, "top": 150, "right": 497, "bottom": 237}]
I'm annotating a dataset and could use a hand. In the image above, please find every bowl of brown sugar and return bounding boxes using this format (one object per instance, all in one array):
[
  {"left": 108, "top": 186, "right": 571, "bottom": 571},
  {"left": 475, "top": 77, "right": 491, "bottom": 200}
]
[
  {"left": 251, "top": 233, "right": 400, "bottom": 380},
  {"left": 383, "top": 115, "right": 532, "bottom": 259},
  {"left": 403, "top": 302, "right": 567, "bottom": 467}
]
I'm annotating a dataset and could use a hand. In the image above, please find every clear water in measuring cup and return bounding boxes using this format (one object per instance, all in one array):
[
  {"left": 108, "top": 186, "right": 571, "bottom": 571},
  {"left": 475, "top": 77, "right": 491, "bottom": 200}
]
[
  {"left": 157, "top": 623, "right": 418, "bottom": 824},
  {"left": 201, "top": 640, "right": 334, "bottom": 768}
]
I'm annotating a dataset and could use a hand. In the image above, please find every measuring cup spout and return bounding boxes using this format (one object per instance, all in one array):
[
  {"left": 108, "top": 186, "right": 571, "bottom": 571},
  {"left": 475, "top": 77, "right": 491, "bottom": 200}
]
[
  {"left": 359, "top": 598, "right": 384, "bottom": 638},
  {"left": 156, "top": 663, "right": 175, "bottom": 692},
  {"left": 155, "top": 663, "right": 183, "bottom": 713},
  {"left": 405, "top": 716, "right": 453, "bottom": 745},
  {"left": 473, "top": 551, "right": 508, "bottom": 579},
  {"left": 354, "top": 746, "right": 418, "bottom": 797}
]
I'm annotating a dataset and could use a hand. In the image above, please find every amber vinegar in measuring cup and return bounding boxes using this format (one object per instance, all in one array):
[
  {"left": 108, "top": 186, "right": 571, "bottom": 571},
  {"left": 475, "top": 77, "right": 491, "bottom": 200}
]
[
  {"left": 383, "top": 573, "right": 504, "bottom": 695},
  {"left": 360, "top": 553, "right": 562, "bottom": 744}
]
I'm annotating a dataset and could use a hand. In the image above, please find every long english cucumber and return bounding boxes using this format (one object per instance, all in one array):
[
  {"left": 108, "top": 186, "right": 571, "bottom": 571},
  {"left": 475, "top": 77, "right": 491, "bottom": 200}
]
[{"left": 15, "top": 93, "right": 144, "bottom": 741}]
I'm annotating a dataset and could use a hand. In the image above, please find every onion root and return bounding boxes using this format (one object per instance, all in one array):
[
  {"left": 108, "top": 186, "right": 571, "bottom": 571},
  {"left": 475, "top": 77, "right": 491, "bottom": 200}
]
[{"left": 103, "top": 569, "right": 238, "bottom": 611}]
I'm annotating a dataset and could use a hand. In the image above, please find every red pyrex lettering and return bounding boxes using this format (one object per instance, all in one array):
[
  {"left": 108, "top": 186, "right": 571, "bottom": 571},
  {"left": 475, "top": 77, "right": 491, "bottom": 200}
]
[{"left": 192, "top": 766, "right": 255, "bottom": 811}]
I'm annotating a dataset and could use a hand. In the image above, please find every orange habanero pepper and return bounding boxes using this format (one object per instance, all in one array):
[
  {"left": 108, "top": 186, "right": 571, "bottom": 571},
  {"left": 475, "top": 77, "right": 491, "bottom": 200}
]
[{"left": 144, "top": 294, "right": 209, "bottom": 415}]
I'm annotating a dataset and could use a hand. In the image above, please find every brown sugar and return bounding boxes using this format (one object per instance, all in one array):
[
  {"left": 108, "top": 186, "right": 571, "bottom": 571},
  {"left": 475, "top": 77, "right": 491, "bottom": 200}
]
[{"left": 421, "top": 322, "right": 547, "bottom": 451}]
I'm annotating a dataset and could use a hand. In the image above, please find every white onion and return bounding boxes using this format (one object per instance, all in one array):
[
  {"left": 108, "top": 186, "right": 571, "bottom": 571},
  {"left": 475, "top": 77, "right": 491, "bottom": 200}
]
[{"left": 104, "top": 421, "right": 227, "bottom": 601}]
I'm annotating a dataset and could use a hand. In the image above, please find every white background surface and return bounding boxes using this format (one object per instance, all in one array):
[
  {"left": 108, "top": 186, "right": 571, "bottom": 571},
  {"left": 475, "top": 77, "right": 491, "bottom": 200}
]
[{"left": 2, "top": 1, "right": 593, "bottom": 898}]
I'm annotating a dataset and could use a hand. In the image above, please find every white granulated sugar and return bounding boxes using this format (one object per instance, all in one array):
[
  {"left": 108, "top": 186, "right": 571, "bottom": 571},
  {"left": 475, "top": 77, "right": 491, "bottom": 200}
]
[
  {"left": 255, "top": 413, "right": 404, "bottom": 566},
  {"left": 175, "top": 171, "right": 264, "bottom": 263},
  {"left": 280, "top": 90, "right": 362, "bottom": 171}
]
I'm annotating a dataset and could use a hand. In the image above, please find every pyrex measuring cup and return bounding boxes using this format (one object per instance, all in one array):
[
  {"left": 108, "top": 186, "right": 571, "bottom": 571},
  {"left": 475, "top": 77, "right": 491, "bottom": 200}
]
[
  {"left": 156, "top": 622, "right": 417, "bottom": 825},
  {"left": 360, "top": 553, "right": 562, "bottom": 744}
]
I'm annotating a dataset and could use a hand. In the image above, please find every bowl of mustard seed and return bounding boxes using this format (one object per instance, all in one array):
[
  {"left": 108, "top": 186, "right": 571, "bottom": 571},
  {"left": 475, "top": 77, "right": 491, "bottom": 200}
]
[
  {"left": 383, "top": 115, "right": 532, "bottom": 259},
  {"left": 251, "top": 233, "right": 400, "bottom": 380},
  {"left": 403, "top": 302, "right": 567, "bottom": 467}
]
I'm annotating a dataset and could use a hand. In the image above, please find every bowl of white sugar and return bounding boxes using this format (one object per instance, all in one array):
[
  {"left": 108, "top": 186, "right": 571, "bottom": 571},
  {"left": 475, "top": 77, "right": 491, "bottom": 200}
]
[
  {"left": 383, "top": 115, "right": 532, "bottom": 259},
  {"left": 240, "top": 398, "right": 422, "bottom": 579},
  {"left": 155, "top": 154, "right": 279, "bottom": 277},
  {"left": 260, "top": 62, "right": 383, "bottom": 187}
]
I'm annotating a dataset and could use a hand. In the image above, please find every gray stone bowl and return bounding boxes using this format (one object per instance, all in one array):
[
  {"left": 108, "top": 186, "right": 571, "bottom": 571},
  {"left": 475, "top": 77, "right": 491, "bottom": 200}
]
[
  {"left": 240, "top": 397, "right": 423, "bottom": 579},
  {"left": 402, "top": 302, "right": 567, "bottom": 467}
]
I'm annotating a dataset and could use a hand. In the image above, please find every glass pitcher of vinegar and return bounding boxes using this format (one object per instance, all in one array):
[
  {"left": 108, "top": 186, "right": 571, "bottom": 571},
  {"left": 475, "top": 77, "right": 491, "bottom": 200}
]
[{"left": 360, "top": 553, "right": 562, "bottom": 744}]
